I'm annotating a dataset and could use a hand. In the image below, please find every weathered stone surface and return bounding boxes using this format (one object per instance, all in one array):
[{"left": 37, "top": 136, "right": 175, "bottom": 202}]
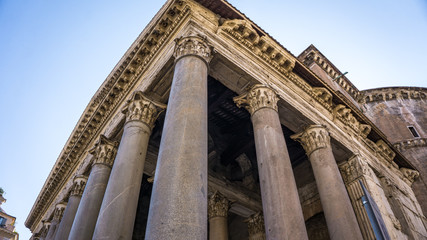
[
  {"left": 145, "top": 34, "right": 211, "bottom": 240},
  {"left": 292, "top": 125, "right": 363, "bottom": 240},
  {"left": 209, "top": 192, "right": 230, "bottom": 240}
]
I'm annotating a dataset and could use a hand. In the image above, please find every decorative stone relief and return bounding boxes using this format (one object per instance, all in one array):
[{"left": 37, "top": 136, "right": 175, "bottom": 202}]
[
  {"left": 208, "top": 191, "right": 230, "bottom": 219},
  {"left": 173, "top": 35, "right": 213, "bottom": 64},
  {"left": 39, "top": 221, "right": 51, "bottom": 237},
  {"left": 339, "top": 155, "right": 373, "bottom": 183},
  {"left": 121, "top": 91, "right": 166, "bottom": 128},
  {"left": 360, "top": 87, "right": 427, "bottom": 104},
  {"left": 70, "top": 175, "right": 88, "bottom": 197},
  {"left": 333, "top": 104, "right": 371, "bottom": 138},
  {"left": 89, "top": 135, "right": 118, "bottom": 168},
  {"left": 52, "top": 202, "right": 67, "bottom": 221},
  {"left": 27, "top": 0, "right": 191, "bottom": 228},
  {"left": 394, "top": 138, "right": 427, "bottom": 151},
  {"left": 400, "top": 168, "right": 419, "bottom": 186},
  {"left": 245, "top": 212, "right": 266, "bottom": 240},
  {"left": 376, "top": 140, "right": 396, "bottom": 162},
  {"left": 219, "top": 19, "right": 295, "bottom": 75},
  {"left": 233, "top": 84, "right": 278, "bottom": 115},
  {"left": 291, "top": 125, "right": 331, "bottom": 157},
  {"left": 312, "top": 87, "right": 333, "bottom": 106}
]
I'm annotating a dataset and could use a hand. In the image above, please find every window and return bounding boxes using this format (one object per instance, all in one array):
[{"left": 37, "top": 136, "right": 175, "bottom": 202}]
[
  {"left": 0, "top": 217, "right": 6, "bottom": 227},
  {"left": 408, "top": 126, "right": 420, "bottom": 138}
]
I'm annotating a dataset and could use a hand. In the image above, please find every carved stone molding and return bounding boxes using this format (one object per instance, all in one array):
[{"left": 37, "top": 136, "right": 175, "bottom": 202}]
[
  {"left": 376, "top": 140, "right": 396, "bottom": 162},
  {"left": 400, "top": 168, "right": 419, "bottom": 186},
  {"left": 333, "top": 104, "right": 371, "bottom": 138},
  {"left": 291, "top": 125, "right": 331, "bottom": 157},
  {"left": 70, "top": 175, "right": 88, "bottom": 197},
  {"left": 26, "top": 0, "right": 191, "bottom": 229},
  {"left": 208, "top": 191, "right": 230, "bottom": 219},
  {"left": 312, "top": 87, "right": 333, "bottom": 106},
  {"left": 233, "top": 84, "right": 278, "bottom": 115},
  {"left": 52, "top": 202, "right": 67, "bottom": 221},
  {"left": 339, "top": 155, "right": 373, "bottom": 183},
  {"left": 245, "top": 212, "right": 265, "bottom": 240},
  {"left": 394, "top": 138, "right": 427, "bottom": 151},
  {"left": 89, "top": 135, "right": 118, "bottom": 168},
  {"left": 39, "top": 221, "right": 51, "bottom": 237},
  {"left": 219, "top": 19, "right": 295, "bottom": 75},
  {"left": 360, "top": 87, "right": 427, "bottom": 104},
  {"left": 173, "top": 34, "right": 213, "bottom": 64},
  {"left": 121, "top": 91, "right": 166, "bottom": 128}
]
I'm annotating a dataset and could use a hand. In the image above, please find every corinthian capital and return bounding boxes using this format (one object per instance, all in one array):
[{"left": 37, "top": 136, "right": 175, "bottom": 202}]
[
  {"left": 208, "top": 191, "right": 230, "bottom": 219},
  {"left": 89, "top": 135, "right": 118, "bottom": 168},
  {"left": 400, "top": 168, "right": 419, "bottom": 186},
  {"left": 70, "top": 175, "right": 88, "bottom": 197},
  {"left": 291, "top": 125, "right": 331, "bottom": 157},
  {"left": 233, "top": 84, "right": 278, "bottom": 115},
  {"left": 122, "top": 91, "right": 166, "bottom": 128},
  {"left": 245, "top": 212, "right": 265, "bottom": 239},
  {"left": 174, "top": 34, "right": 213, "bottom": 64},
  {"left": 53, "top": 202, "right": 67, "bottom": 221}
]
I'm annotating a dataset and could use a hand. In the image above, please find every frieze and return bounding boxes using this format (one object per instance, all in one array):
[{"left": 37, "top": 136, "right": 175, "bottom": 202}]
[
  {"left": 122, "top": 91, "right": 166, "bottom": 128},
  {"left": 394, "top": 138, "right": 427, "bottom": 151},
  {"left": 291, "top": 125, "right": 331, "bottom": 157},
  {"left": 400, "top": 167, "right": 419, "bottom": 186},
  {"left": 70, "top": 175, "right": 88, "bottom": 197},
  {"left": 233, "top": 84, "right": 278, "bottom": 115},
  {"left": 208, "top": 191, "right": 230, "bottom": 219},
  {"left": 333, "top": 104, "right": 371, "bottom": 138},
  {"left": 360, "top": 87, "right": 427, "bottom": 104},
  {"left": 26, "top": 0, "right": 191, "bottom": 229},
  {"left": 89, "top": 135, "right": 118, "bottom": 168}
]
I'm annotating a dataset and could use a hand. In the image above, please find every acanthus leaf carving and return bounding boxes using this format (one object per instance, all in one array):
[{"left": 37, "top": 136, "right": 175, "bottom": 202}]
[
  {"left": 208, "top": 191, "right": 230, "bottom": 219},
  {"left": 121, "top": 91, "right": 166, "bottom": 129},
  {"left": 89, "top": 135, "right": 118, "bottom": 168},
  {"left": 333, "top": 104, "right": 371, "bottom": 138},
  {"left": 70, "top": 175, "right": 88, "bottom": 197},
  {"left": 312, "top": 87, "right": 333, "bottom": 107},
  {"left": 174, "top": 34, "right": 213, "bottom": 64},
  {"left": 233, "top": 84, "right": 278, "bottom": 115},
  {"left": 339, "top": 155, "right": 373, "bottom": 183},
  {"left": 53, "top": 202, "right": 67, "bottom": 221},
  {"left": 291, "top": 125, "right": 331, "bottom": 157},
  {"left": 244, "top": 212, "right": 265, "bottom": 239}
]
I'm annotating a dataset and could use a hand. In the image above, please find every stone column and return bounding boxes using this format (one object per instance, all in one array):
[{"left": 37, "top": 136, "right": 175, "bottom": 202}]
[
  {"left": 45, "top": 202, "right": 66, "bottom": 240},
  {"left": 245, "top": 212, "right": 266, "bottom": 240},
  {"left": 38, "top": 221, "right": 50, "bottom": 240},
  {"left": 145, "top": 34, "right": 212, "bottom": 240},
  {"left": 234, "top": 85, "right": 308, "bottom": 240},
  {"left": 292, "top": 125, "right": 363, "bottom": 240},
  {"left": 91, "top": 92, "right": 165, "bottom": 240},
  {"left": 54, "top": 175, "right": 87, "bottom": 240},
  {"left": 209, "top": 192, "right": 230, "bottom": 240},
  {"left": 68, "top": 135, "right": 118, "bottom": 240}
]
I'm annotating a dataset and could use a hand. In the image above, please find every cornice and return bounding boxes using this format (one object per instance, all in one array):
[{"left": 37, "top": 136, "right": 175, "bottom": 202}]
[
  {"left": 26, "top": 0, "right": 191, "bottom": 230},
  {"left": 360, "top": 87, "right": 427, "bottom": 104},
  {"left": 394, "top": 138, "right": 427, "bottom": 151}
]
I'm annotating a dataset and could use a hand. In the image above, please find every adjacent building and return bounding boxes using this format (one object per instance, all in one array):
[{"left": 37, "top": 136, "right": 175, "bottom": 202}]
[
  {"left": 0, "top": 192, "right": 19, "bottom": 240},
  {"left": 26, "top": 0, "right": 427, "bottom": 239}
]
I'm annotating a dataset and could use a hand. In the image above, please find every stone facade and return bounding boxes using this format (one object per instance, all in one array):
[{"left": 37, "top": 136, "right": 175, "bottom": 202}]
[
  {"left": 26, "top": 0, "right": 426, "bottom": 239},
  {"left": 0, "top": 193, "right": 18, "bottom": 240}
]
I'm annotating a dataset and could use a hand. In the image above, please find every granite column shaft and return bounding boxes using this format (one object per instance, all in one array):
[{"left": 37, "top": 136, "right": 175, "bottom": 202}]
[
  {"left": 145, "top": 35, "right": 212, "bottom": 240},
  {"left": 292, "top": 125, "right": 363, "bottom": 240}
]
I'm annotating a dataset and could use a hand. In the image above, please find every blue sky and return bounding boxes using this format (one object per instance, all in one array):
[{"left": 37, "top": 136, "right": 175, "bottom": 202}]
[{"left": 0, "top": 0, "right": 426, "bottom": 239}]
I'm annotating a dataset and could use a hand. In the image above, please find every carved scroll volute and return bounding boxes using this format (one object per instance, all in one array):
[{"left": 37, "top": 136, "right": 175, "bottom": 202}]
[
  {"left": 173, "top": 34, "right": 213, "bottom": 64},
  {"left": 245, "top": 212, "right": 265, "bottom": 240},
  {"left": 208, "top": 191, "right": 230, "bottom": 219},
  {"left": 291, "top": 125, "right": 331, "bottom": 157},
  {"left": 121, "top": 91, "right": 166, "bottom": 129},
  {"left": 233, "top": 84, "right": 279, "bottom": 115},
  {"left": 53, "top": 202, "right": 67, "bottom": 221},
  {"left": 339, "top": 155, "right": 373, "bottom": 183},
  {"left": 89, "top": 135, "right": 118, "bottom": 168},
  {"left": 70, "top": 175, "right": 88, "bottom": 197}
]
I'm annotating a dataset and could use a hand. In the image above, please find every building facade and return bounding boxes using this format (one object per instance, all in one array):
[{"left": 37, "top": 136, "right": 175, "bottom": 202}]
[
  {"left": 0, "top": 192, "right": 19, "bottom": 240},
  {"left": 26, "top": 0, "right": 427, "bottom": 239}
]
